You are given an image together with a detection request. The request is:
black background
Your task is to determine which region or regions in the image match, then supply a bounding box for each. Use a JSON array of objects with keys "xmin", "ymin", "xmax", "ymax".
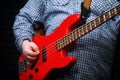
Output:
[
  {"xmin": 0, "ymin": 0, "xmax": 120, "ymax": 80},
  {"xmin": 0, "ymin": 0, "xmax": 27, "ymax": 79}
]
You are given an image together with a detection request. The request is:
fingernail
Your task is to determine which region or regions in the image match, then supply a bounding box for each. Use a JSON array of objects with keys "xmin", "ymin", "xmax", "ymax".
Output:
[{"xmin": 37, "ymin": 51, "xmax": 40, "ymax": 54}]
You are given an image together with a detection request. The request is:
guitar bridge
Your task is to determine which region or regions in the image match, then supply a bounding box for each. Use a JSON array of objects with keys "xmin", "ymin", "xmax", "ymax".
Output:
[{"xmin": 19, "ymin": 60, "xmax": 27, "ymax": 73}]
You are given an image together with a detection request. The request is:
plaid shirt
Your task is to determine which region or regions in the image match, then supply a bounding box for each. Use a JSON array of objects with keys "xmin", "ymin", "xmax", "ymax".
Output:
[{"xmin": 13, "ymin": 0, "xmax": 120, "ymax": 79}]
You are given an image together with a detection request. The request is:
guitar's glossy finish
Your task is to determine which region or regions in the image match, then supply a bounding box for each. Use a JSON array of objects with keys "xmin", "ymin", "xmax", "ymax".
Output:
[
  {"xmin": 19, "ymin": 14, "xmax": 82, "ymax": 80},
  {"xmin": 18, "ymin": 3, "xmax": 120, "ymax": 79}
]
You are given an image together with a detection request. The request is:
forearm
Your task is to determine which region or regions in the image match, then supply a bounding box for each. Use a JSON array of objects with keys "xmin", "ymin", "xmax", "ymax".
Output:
[
  {"xmin": 13, "ymin": 0, "xmax": 45, "ymax": 52},
  {"xmin": 13, "ymin": 14, "xmax": 34, "ymax": 52}
]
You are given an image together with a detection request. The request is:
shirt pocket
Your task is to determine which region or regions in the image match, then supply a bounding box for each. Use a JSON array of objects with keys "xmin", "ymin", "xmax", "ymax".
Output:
[{"xmin": 50, "ymin": 0, "xmax": 70, "ymax": 6}]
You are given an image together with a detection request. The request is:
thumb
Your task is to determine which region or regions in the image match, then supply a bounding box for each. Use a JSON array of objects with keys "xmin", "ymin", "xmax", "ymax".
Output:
[{"xmin": 30, "ymin": 42, "xmax": 40, "ymax": 55}]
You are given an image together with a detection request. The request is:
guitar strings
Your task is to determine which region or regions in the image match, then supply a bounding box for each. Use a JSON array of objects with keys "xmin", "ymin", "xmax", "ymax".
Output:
[
  {"xmin": 35, "ymin": 24, "xmax": 96, "ymax": 59},
  {"xmin": 37, "ymin": 4, "xmax": 120, "ymax": 59},
  {"xmin": 21, "ymin": 4, "xmax": 120, "ymax": 63},
  {"xmin": 20, "ymin": 4, "xmax": 120, "ymax": 71},
  {"xmin": 40, "ymin": 3, "xmax": 120, "ymax": 54}
]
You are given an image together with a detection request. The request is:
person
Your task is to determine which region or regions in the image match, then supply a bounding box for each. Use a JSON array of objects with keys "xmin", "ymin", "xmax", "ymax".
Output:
[{"xmin": 13, "ymin": 0, "xmax": 120, "ymax": 80}]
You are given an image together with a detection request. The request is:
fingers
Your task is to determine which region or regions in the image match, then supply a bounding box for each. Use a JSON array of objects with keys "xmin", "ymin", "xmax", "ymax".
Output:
[
  {"xmin": 25, "ymin": 46, "xmax": 39, "ymax": 57},
  {"xmin": 30, "ymin": 42, "xmax": 40, "ymax": 56},
  {"xmin": 22, "ymin": 40, "xmax": 40, "ymax": 65},
  {"xmin": 24, "ymin": 49, "xmax": 39, "ymax": 65},
  {"xmin": 25, "ymin": 55, "xmax": 38, "ymax": 66}
]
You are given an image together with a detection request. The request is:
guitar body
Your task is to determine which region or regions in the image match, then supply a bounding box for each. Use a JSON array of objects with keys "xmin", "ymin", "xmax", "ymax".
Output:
[
  {"xmin": 19, "ymin": 14, "xmax": 82, "ymax": 80},
  {"xmin": 18, "ymin": 3, "xmax": 120, "ymax": 79}
]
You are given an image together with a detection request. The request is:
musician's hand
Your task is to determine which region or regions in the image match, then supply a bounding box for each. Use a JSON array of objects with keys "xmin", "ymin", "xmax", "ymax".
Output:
[{"xmin": 22, "ymin": 39, "xmax": 40, "ymax": 65}]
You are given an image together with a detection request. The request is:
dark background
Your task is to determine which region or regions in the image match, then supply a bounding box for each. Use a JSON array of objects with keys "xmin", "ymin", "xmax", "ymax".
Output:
[
  {"xmin": 0, "ymin": 0, "xmax": 27, "ymax": 80},
  {"xmin": 0, "ymin": 0, "xmax": 120, "ymax": 80}
]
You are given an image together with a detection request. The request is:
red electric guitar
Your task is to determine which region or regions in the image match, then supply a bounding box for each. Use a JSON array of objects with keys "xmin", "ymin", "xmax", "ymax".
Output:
[{"xmin": 18, "ymin": 4, "xmax": 120, "ymax": 80}]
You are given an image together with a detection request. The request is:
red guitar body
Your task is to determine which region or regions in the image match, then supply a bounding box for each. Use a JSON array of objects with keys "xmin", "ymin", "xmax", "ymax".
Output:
[{"xmin": 19, "ymin": 14, "xmax": 82, "ymax": 80}]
